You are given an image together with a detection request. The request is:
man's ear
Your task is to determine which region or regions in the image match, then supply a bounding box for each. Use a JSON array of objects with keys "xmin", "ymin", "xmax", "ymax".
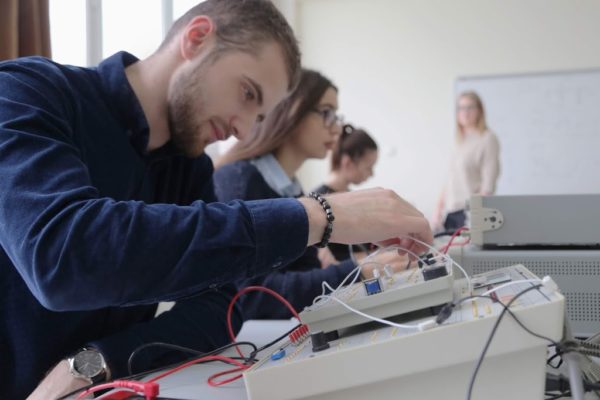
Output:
[{"xmin": 180, "ymin": 16, "xmax": 215, "ymax": 60}]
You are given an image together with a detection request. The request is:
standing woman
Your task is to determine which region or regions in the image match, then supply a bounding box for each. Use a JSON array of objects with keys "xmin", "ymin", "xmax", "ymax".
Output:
[
  {"xmin": 313, "ymin": 124, "xmax": 378, "ymax": 262},
  {"xmin": 433, "ymin": 91, "xmax": 501, "ymax": 232},
  {"xmin": 214, "ymin": 69, "xmax": 405, "ymax": 319}
]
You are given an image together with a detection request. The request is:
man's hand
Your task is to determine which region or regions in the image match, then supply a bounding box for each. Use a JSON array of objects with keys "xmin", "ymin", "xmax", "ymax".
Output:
[
  {"xmin": 300, "ymin": 188, "xmax": 433, "ymax": 259},
  {"xmin": 431, "ymin": 191, "xmax": 446, "ymax": 233},
  {"xmin": 317, "ymin": 247, "xmax": 339, "ymax": 268},
  {"xmin": 26, "ymin": 360, "xmax": 90, "ymax": 400},
  {"xmin": 359, "ymin": 248, "xmax": 411, "ymax": 279}
]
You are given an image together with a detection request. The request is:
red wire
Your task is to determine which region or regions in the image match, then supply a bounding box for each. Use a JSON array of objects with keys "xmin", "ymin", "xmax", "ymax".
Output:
[
  {"xmin": 78, "ymin": 356, "xmax": 248, "ymax": 398},
  {"xmin": 207, "ymin": 365, "xmax": 249, "ymax": 387},
  {"xmin": 76, "ymin": 380, "xmax": 159, "ymax": 400},
  {"xmin": 80, "ymin": 288, "xmax": 300, "ymax": 399},
  {"xmin": 441, "ymin": 226, "xmax": 469, "ymax": 254},
  {"xmin": 446, "ymin": 238, "xmax": 470, "ymax": 248},
  {"xmin": 147, "ymin": 354, "xmax": 246, "ymax": 383},
  {"xmin": 226, "ymin": 285, "xmax": 301, "ymax": 357}
]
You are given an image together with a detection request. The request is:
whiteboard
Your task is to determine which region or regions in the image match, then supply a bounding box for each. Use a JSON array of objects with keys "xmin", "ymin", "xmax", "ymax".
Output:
[{"xmin": 455, "ymin": 69, "xmax": 600, "ymax": 195}]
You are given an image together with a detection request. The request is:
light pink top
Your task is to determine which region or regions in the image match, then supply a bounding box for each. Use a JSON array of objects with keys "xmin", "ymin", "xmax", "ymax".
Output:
[{"xmin": 444, "ymin": 130, "xmax": 500, "ymax": 213}]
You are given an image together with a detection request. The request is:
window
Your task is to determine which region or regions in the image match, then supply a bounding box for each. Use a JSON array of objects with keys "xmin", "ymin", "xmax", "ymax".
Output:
[
  {"xmin": 102, "ymin": 0, "xmax": 163, "ymax": 60},
  {"xmin": 49, "ymin": 0, "xmax": 87, "ymax": 66},
  {"xmin": 50, "ymin": 0, "xmax": 205, "ymax": 66},
  {"xmin": 173, "ymin": 0, "xmax": 202, "ymax": 19}
]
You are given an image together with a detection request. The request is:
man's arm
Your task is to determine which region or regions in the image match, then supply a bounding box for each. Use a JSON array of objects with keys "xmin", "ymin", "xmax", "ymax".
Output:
[
  {"xmin": 88, "ymin": 285, "xmax": 244, "ymax": 377},
  {"xmin": 214, "ymin": 163, "xmax": 433, "ymax": 266},
  {"xmin": 1, "ymin": 67, "xmax": 431, "ymax": 312},
  {"xmin": 237, "ymin": 249, "xmax": 356, "ymax": 320},
  {"xmin": 27, "ymin": 285, "xmax": 243, "ymax": 400},
  {"xmin": 0, "ymin": 67, "xmax": 309, "ymax": 311},
  {"xmin": 300, "ymin": 188, "xmax": 433, "ymax": 257}
]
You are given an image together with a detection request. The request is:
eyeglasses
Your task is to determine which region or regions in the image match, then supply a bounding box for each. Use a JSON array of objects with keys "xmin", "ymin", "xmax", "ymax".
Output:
[
  {"xmin": 457, "ymin": 105, "xmax": 478, "ymax": 112},
  {"xmin": 310, "ymin": 108, "xmax": 344, "ymax": 128}
]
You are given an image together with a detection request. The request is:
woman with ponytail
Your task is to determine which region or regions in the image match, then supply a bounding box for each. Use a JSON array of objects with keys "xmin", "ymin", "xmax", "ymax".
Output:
[
  {"xmin": 313, "ymin": 124, "xmax": 378, "ymax": 194},
  {"xmin": 312, "ymin": 125, "xmax": 379, "ymax": 261}
]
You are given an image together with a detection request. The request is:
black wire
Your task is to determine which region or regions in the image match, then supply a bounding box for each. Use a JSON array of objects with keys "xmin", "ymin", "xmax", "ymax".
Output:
[
  {"xmin": 127, "ymin": 340, "xmax": 258, "ymax": 375},
  {"xmin": 248, "ymin": 323, "xmax": 301, "ymax": 361},
  {"xmin": 546, "ymin": 351, "xmax": 564, "ymax": 369},
  {"xmin": 585, "ymin": 381, "xmax": 600, "ymax": 390},
  {"xmin": 465, "ymin": 284, "xmax": 547, "ymax": 400},
  {"xmin": 545, "ymin": 392, "xmax": 571, "ymax": 400},
  {"xmin": 447, "ymin": 293, "xmax": 560, "ymax": 347},
  {"xmin": 448, "ymin": 293, "xmax": 563, "ymax": 372},
  {"xmin": 434, "ymin": 230, "xmax": 455, "ymax": 238}
]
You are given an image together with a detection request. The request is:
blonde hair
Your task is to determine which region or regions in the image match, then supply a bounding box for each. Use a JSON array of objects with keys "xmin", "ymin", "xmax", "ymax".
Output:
[{"xmin": 456, "ymin": 91, "xmax": 488, "ymax": 140}]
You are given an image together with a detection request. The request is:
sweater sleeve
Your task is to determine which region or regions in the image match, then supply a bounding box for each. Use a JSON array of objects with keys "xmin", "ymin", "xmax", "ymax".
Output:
[
  {"xmin": 238, "ymin": 257, "xmax": 357, "ymax": 320},
  {"xmin": 0, "ymin": 63, "xmax": 308, "ymax": 312},
  {"xmin": 480, "ymin": 131, "xmax": 501, "ymax": 194},
  {"xmin": 87, "ymin": 284, "xmax": 243, "ymax": 379},
  {"xmin": 214, "ymin": 161, "xmax": 358, "ymax": 319}
]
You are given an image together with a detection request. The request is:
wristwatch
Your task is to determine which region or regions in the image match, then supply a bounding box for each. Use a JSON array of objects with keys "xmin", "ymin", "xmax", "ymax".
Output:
[{"xmin": 67, "ymin": 347, "xmax": 109, "ymax": 384}]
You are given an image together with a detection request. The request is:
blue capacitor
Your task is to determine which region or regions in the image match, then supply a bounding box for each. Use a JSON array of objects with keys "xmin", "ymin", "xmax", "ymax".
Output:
[{"xmin": 271, "ymin": 348, "xmax": 286, "ymax": 360}]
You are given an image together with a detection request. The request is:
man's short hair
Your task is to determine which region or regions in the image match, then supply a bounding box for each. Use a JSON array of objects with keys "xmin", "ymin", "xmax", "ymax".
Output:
[{"xmin": 162, "ymin": 0, "xmax": 301, "ymax": 91}]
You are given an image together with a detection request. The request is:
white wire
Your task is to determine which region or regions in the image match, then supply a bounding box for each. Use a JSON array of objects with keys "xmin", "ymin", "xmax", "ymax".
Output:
[
  {"xmin": 313, "ymin": 293, "xmax": 431, "ymax": 331},
  {"xmin": 314, "ymin": 245, "xmax": 429, "ymax": 305},
  {"xmin": 450, "ymin": 260, "xmax": 471, "ymax": 295},
  {"xmin": 479, "ymin": 279, "xmax": 541, "ymax": 297},
  {"xmin": 314, "ymin": 260, "xmax": 388, "ymax": 306},
  {"xmin": 425, "ymin": 254, "xmax": 447, "ymax": 263},
  {"xmin": 314, "ymin": 264, "xmax": 361, "ymax": 306},
  {"xmin": 313, "ymin": 237, "xmax": 471, "ymax": 309},
  {"xmin": 404, "ymin": 235, "xmax": 473, "ymax": 295}
]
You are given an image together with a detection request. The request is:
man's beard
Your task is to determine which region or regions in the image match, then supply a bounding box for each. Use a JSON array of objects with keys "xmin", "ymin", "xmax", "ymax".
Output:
[{"xmin": 167, "ymin": 59, "xmax": 210, "ymax": 158}]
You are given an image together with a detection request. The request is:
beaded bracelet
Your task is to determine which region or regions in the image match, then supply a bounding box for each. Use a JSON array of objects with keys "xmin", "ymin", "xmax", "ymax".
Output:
[{"xmin": 308, "ymin": 192, "xmax": 335, "ymax": 248}]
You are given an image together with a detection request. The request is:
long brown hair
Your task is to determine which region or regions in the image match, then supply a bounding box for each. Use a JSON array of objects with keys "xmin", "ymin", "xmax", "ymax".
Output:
[
  {"xmin": 456, "ymin": 91, "xmax": 488, "ymax": 140},
  {"xmin": 331, "ymin": 124, "xmax": 378, "ymax": 170},
  {"xmin": 216, "ymin": 69, "xmax": 336, "ymax": 167}
]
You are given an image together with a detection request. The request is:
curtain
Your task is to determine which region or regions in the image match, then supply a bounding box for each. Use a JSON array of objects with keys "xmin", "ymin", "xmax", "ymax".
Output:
[{"xmin": 0, "ymin": 0, "xmax": 51, "ymax": 61}]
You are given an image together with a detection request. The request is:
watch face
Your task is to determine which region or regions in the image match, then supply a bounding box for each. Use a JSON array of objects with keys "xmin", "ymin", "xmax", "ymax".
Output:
[{"xmin": 74, "ymin": 349, "xmax": 104, "ymax": 378}]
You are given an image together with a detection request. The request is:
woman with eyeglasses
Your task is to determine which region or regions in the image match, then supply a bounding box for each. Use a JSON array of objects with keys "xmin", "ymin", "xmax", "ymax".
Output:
[
  {"xmin": 213, "ymin": 69, "xmax": 408, "ymax": 320},
  {"xmin": 432, "ymin": 91, "xmax": 501, "ymax": 233},
  {"xmin": 312, "ymin": 124, "xmax": 379, "ymax": 262}
]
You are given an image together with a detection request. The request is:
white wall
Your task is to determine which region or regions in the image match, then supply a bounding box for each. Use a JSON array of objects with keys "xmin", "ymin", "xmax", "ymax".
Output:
[{"xmin": 292, "ymin": 0, "xmax": 600, "ymax": 219}]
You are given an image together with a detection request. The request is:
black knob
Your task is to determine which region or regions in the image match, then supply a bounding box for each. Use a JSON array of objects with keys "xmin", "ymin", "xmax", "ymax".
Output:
[{"xmin": 311, "ymin": 331, "xmax": 330, "ymax": 352}]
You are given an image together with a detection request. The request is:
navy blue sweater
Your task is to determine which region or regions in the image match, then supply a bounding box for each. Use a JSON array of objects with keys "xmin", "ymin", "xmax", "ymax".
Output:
[
  {"xmin": 0, "ymin": 53, "xmax": 309, "ymax": 399},
  {"xmin": 214, "ymin": 160, "xmax": 356, "ymax": 320}
]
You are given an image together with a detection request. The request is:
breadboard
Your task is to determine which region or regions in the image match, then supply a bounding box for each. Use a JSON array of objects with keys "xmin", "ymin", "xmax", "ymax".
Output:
[
  {"xmin": 299, "ymin": 261, "xmax": 454, "ymax": 333},
  {"xmin": 245, "ymin": 265, "xmax": 565, "ymax": 400}
]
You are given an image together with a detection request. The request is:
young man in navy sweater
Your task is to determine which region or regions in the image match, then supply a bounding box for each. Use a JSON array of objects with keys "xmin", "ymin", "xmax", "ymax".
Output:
[{"xmin": 0, "ymin": 1, "xmax": 432, "ymax": 398}]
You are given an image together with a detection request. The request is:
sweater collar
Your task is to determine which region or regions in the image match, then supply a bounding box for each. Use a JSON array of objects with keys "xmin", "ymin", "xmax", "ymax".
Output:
[
  {"xmin": 96, "ymin": 51, "xmax": 181, "ymax": 160},
  {"xmin": 251, "ymin": 154, "xmax": 303, "ymax": 198}
]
